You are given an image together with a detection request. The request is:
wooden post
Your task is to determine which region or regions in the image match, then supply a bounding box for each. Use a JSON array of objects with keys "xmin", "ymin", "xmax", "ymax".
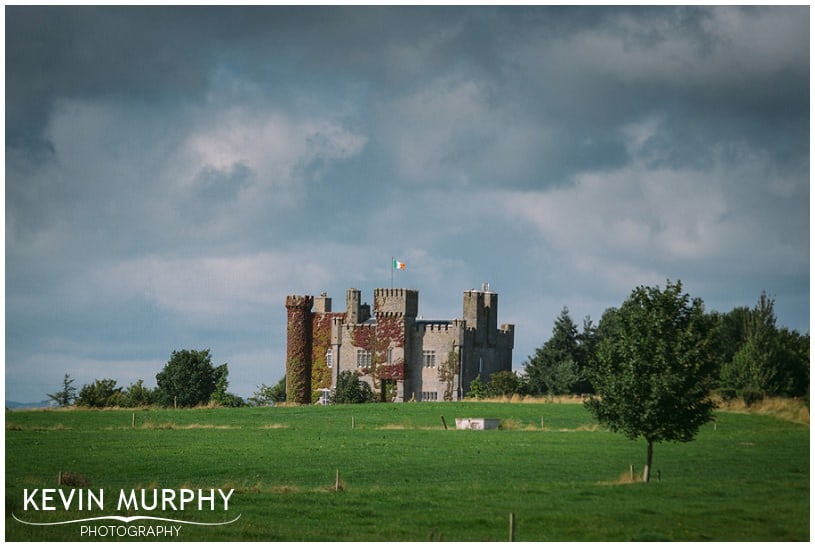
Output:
[
  {"xmin": 335, "ymin": 469, "xmax": 340, "ymax": 492},
  {"xmin": 630, "ymin": 464, "xmax": 634, "ymax": 482},
  {"xmin": 132, "ymin": 412, "xmax": 136, "ymax": 429},
  {"xmin": 351, "ymin": 416, "xmax": 355, "ymax": 429},
  {"xmin": 509, "ymin": 512, "xmax": 516, "ymax": 542},
  {"xmin": 58, "ymin": 471, "xmax": 62, "ymax": 486},
  {"xmin": 441, "ymin": 416, "xmax": 448, "ymax": 430},
  {"xmin": 540, "ymin": 416, "xmax": 544, "ymax": 429}
]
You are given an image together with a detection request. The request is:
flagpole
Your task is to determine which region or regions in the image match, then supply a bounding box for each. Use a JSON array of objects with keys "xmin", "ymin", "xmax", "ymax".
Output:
[{"xmin": 390, "ymin": 256, "xmax": 394, "ymax": 288}]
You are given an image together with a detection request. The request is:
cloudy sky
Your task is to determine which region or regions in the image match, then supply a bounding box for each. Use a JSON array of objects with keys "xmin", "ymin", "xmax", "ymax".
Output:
[{"xmin": 5, "ymin": 6, "xmax": 810, "ymax": 402}]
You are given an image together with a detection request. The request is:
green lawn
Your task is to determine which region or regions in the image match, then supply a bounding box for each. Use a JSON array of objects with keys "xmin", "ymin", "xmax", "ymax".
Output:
[{"xmin": 4, "ymin": 402, "xmax": 809, "ymax": 541}]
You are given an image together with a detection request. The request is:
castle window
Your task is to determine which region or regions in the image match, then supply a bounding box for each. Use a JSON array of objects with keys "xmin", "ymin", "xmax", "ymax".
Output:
[
  {"xmin": 423, "ymin": 350, "xmax": 436, "ymax": 368},
  {"xmin": 387, "ymin": 348, "xmax": 393, "ymax": 364},
  {"xmin": 325, "ymin": 348, "xmax": 333, "ymax": 368},
  {"xmin": 421, "ymin": 391, "xmax": 438, "ymax": 401},
  {"xmin": 356, "ymin": 350, "xmax": 371, "ymax": 368}
]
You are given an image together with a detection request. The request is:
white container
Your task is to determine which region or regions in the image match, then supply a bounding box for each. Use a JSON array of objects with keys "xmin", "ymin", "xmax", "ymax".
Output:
[{"xmin": 455, "ymin": 418, "xmax": 501, "ymax": 430}]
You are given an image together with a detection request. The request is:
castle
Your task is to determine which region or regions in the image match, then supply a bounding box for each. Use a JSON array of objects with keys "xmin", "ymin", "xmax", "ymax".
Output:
[{"xmin": 285, "ymin": 286, "xmax": 515, "ymax": 403}]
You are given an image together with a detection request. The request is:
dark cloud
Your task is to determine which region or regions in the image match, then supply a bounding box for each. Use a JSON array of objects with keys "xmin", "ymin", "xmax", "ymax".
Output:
[{"xmin": 8, "ymin": 6, "xmax": 808, "ymax": 184}]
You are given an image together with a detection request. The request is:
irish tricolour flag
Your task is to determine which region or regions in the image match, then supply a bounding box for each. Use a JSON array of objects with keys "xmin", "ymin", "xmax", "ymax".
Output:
[{"xmin": 393, "ymin": 259, "xmax": 406, "ymax": 270}]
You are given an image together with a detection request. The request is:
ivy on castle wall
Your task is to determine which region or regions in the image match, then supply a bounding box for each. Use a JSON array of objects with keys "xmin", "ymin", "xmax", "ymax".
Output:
[
  {"xmin": 351, "ymin": 314, "xmax": 406, "ymax": 389},
  {"xmin": 310, "ymin": 312, "xmax": 344, "ymax": 400},
  {"xmin": 438, "ymin": 343, "xmax": 460, "ymax": 401},
  {"xmin": 377, "ymin": 359, "xmax": 405, "ymax": 381},
  {"xmin": 285, "ymin": 297, "xmax": 312, "ymax": 405}
]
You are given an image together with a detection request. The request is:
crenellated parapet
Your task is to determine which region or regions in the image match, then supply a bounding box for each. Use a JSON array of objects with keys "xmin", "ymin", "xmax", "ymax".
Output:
[
  {"xmin": 414, "ymin": 321, "xmax": 458, "ymax": 333},
  {"xmin": 375, "ymin": 311, "xmax": 405, "ymax": 319},
  {"xmin": 286, "ymin": 295, "xmax": 314, "ymax": 311},
  {"xmin": 497, "ymin": 323, "xmax": 515, "ymax": 349},
  {"xmin": 374, "ymin": 288, "xmax": 418, "ymax": 317}
]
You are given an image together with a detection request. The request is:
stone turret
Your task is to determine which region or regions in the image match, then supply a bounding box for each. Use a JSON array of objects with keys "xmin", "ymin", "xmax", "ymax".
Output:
[
  {"xmin": 374, "ymin": 288, "xmax": 419, "ymax": 317},
  {"xmin": 463, "ymin": 286, "xmax": 498, "ymax": 345},
  {"xmin": 285, "ymin": 295, "xmax": 313, "ymax": 404}
]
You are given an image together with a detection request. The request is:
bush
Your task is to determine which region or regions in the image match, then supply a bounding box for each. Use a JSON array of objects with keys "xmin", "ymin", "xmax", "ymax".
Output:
[
  {"xmin": 466, "ymin": 374, "xmax": 488, "ymax": 399},
  {"xmin": 741, "ymin": 389, "xmax": 765, "ymax": 407},
  {"xmin": 77, "ymin": 379, "xmax": 124, "ymax": 408},
  {"xmin": 716, "ymin": 387, "xmax": 738, "ymax": 402},
  {"xmin": 249, "ymin": 377, "xmax": 286, "ymax": 406},
  {"xmin": 331, "ymin": 371, "xmax": 374, "ymax": 404}
]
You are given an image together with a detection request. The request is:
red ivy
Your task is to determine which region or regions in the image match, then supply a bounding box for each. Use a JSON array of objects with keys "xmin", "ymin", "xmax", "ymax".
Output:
[{"xmin": 377, "ymin": 360, "xmax": 405, "ymax": 381}]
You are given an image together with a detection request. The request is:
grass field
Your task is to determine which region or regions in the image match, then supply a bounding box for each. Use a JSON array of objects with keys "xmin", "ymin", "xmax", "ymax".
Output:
[{"xmin": 4, "ymin": 401, "xmax": 809, "ymax": 541}]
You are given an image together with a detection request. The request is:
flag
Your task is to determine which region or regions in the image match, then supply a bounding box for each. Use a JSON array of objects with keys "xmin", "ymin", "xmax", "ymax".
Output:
[{"xmin": 393, "ymin": 259, "xmax": 406, "ymax": 270}]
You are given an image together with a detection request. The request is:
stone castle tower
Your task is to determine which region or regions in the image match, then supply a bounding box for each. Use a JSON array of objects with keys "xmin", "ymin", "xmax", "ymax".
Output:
[
  {"xmin": 285, "ymin": 295, "xmax": 313, "ymax": 405},
  {"xmin": 284, "ymin": 286, "xmax": 514, "ymax": 403}
]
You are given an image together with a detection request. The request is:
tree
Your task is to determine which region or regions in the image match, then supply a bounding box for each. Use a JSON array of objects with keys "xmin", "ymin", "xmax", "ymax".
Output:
[
  {"xmin": 466, "ymin": 374, "xmax": 488, "ymax": 399},
  {"xmin": 719, "ymin": 291, "xmax": 808, "ymax": 402},
  {"xmin": 774, "ymin": 327, "xmax": 809, "ymax": 398},
  {"xmin": 487, "ymin": 370, "xmax": 524, "ymax": 397},
  {"xmin": 123, "ymin": 380, "xmax": 154, "ymax": 407},
  {"xmin": 331, "ymin": 370, "xmax": 374, "ymax": 404},
  {"xmin": 524, "ymin": 307, "xmax": 584, "ymax": 396},
  {"xmin": 154, "ymin": 349, "xmax": 224, "ymax": 408},
  {"xmin": 47, "ymin": 373, "xmax": 77, "ymax": 407},
  {"xmin": 209, "ymin": 363, "xmax": 246, "ymax": 407},
  {"xmin": 249, "ymin": 376, "xmax": 287, "ymax": 406},
  {"xmin": 707, "ymin": 307, "xmax": 750, "ymax": 376},
  {"xmin": 77, "ymin": 379, "xmax": 124, "ymax": 407},
  {"xmin": 585, "ymin": 280, "xmax": 717, "ymax": 483},
  {"xmin": 539, "ymin": 359, "xmax": 579, "ymax": 399},
  {"xmin": 575, "ymin": 316, "xmax": 599, "ymax": 394}
]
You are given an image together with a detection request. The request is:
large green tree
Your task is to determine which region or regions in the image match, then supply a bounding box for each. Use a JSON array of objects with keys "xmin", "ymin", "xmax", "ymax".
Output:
[
  {"xmin": 585, "ymin": 280, "xmax": 717, "ymax": 483},
  {"xmin": 524, "ymin": 307, "xmax": 584, "ymax": 396},
  {"xmin": 155, "ymin": 349, "xmax": 226, "ymax": 408},
  {"xmin": 719, "ymin": 291, "xmax": 809, "ymax": 400}
]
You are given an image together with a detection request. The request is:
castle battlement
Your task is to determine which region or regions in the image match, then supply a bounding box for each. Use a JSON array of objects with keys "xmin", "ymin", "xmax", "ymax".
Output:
[
  {"xmin": 414, "ymin": 321, "xmax": 459, "ymax": 333},
  {"xmin": 285, "ymin": 295, "xmax": 314, "ymax": 310},
  {"xmin": 374, "ymin": 288, "xmax": 416, "ymax": 298},
  {"xmin": 376, "ymin": 311, "xmax": 406, "ymax": 319},
  {"xmin": 374, "ymin": 288, "xmax": 419, "ymax": 317},
  {"xmin": 343, "ymin": 322, "xmax": 374, "ymax": 331}
]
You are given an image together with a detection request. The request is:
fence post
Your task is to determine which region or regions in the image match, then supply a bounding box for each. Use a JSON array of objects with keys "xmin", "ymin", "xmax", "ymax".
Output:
[
  {"xmin": 509, "ymin": 512, "xmax": 516, "ymax": 541},
  {"xmin": 441, "ymin": 416, "xmax": 448, "ymax": 430},
  {"xmin": 132, "ymin": 412, "xmax": 136, "ymax": 429}
]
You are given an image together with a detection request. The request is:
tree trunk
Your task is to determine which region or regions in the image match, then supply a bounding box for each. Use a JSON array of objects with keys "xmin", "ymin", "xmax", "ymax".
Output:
[{"xmin": 643, "ymin": 440, "xmax": 653, "ymax": 483}]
